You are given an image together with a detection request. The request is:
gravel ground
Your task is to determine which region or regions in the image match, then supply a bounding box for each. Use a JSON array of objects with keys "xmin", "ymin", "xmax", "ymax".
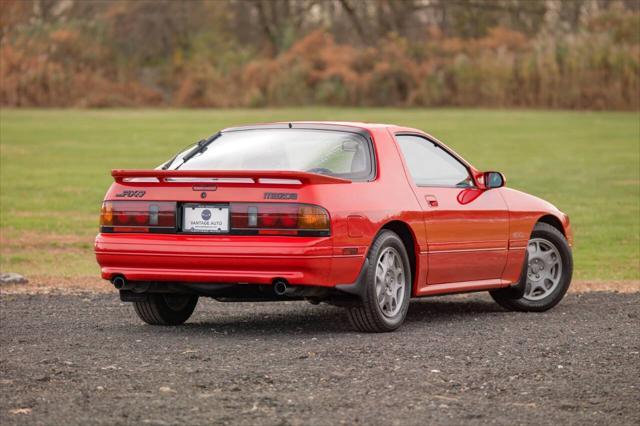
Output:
[{"xmin": 1, "ymin": 292, "xmax": 638, "ymax": 425}]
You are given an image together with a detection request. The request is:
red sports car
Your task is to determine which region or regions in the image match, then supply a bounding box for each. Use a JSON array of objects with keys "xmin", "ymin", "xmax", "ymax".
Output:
[{"xmin": 95, "ymin": 122, "xmax": 573, "ymax": 332}]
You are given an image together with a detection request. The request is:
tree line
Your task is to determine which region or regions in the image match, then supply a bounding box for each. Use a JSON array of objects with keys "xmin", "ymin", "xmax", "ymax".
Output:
[{"xmin": 1, "ymin": 0, "xmax": 638, "ymax": 109}]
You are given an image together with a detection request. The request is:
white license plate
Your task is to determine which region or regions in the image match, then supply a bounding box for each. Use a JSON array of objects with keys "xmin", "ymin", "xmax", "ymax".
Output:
[{"xmin": 183, "ymin": 205, "xmax": 229, "ymax": 233}]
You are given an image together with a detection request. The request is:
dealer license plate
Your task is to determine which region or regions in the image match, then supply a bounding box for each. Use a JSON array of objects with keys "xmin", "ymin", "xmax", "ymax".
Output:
[{"xmin": 182, "ymin": 205, "xmax": 229, "ymax": 233}]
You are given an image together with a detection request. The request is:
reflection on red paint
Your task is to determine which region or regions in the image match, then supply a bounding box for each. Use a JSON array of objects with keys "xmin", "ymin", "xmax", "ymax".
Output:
[{"xmin": 457, "ymin": 188, "xmax": 483, "ymax": 205}]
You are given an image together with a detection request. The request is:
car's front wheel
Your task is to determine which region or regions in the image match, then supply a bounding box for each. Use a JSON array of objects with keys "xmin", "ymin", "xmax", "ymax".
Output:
[
  {"xmin": 133, "ymin": 294, "xmax": 198, "ymax": 325},
  {"xmin": 490, "ymin": 222, "xmax": 573, "ymax": 312},
  {"xmin": 346, "ymin": 230, "xmax": 412, "ymax": 332}
]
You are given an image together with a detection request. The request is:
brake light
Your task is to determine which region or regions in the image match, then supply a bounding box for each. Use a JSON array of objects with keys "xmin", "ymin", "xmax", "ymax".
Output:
[
  {"xmin": 100, "ymin": 201, "xmax": 328, "ymax": 236},
  {"xmin": 230, "ymin": 203, "xmax": 330, "ymax": 236},
  {"xmin": 100, "ymin": 201, "xmax": 176, "ymax": 232}
]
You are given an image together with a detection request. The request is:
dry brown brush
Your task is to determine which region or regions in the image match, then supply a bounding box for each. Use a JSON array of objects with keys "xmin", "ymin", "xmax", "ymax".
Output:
[{"xmin": 1, "ymin": 9, "xmax": 638, "ymax": 109}]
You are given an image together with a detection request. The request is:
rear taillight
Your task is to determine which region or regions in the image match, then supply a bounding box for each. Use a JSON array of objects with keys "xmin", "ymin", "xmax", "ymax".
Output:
[
  {"xmin": 100, "ymin": 201, "xmax": 176, "ymax": 232},
  {"xmin": 100, "ymin": 201, "xmax": 329, "ymax": 236},
  {"xmin": 231, "ymin": 203, "xmax": 330, "ymax": 236}
]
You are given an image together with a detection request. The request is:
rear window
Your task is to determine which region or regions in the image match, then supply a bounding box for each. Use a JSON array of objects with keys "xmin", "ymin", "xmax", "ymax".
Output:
[{"xmin": 167, "ymin": 129, "xmax": 373, "ymax": 181}]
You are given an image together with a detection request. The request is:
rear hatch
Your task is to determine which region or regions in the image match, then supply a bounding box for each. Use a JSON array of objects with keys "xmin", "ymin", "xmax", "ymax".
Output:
[{"xmin": 100, "ymin": 124, "xmax": 374, "ymax": 237}]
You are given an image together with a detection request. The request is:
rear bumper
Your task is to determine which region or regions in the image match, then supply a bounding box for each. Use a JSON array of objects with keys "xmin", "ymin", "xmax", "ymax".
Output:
[{"xmin": 94, "ymin": 233, "xmax": 366, "ymax": 287}]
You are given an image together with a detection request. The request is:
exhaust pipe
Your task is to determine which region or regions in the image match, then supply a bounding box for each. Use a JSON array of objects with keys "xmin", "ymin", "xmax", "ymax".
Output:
[
  {"xmin": 273, "ymin": 279, "xmax": 288, "ymax": 296},
  {"xmin": 112, "ymin": 276, "xmax": 127, "ymax": 290},
  {"xmin": 111, "ymin": 276, "xmax": 150, "ymax": 293}
]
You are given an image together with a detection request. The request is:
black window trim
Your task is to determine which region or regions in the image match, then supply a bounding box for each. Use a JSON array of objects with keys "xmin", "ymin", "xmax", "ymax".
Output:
[{"xmin": 394, "ymin": 132, "xmax": 477, "ymax": 189}]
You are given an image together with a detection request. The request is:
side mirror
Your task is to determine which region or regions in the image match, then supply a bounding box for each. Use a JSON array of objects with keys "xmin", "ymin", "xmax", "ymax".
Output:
[{"xmin": 484, "ymin": 171, "xmax": 506, "ymax": 189}]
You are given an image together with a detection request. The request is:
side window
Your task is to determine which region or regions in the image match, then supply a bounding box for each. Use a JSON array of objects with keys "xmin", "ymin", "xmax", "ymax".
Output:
[{"xmin": 396, "ymin": 135, "xmax": 473, "ymax": 187}]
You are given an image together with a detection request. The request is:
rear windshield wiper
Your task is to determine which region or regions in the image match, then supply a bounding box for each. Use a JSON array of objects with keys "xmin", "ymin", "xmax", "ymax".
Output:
[{"xmin": 171, "ymin": 132, "xmax": 221, "ymax": 170}]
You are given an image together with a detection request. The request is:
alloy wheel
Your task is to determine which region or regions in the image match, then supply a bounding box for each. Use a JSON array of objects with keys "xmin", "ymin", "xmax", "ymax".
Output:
[
  {"xmin": 524, "ymin": 238, "xmax": 563, "ymax": 301},
  {"xmin": 375, "ymin": 247, "xmax": 406, "ymax": 317}
]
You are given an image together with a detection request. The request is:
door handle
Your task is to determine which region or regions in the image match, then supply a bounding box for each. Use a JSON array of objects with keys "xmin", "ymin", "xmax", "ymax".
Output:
[{"xmin": 425, "ymin": 195, "xmax": 438, "ymax": 207}]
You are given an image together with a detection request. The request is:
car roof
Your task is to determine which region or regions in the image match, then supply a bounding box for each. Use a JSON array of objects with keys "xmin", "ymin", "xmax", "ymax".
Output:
[
  {"xmin": 222, "ymin": 121, "xmax": 423, "ymax": 135},
  {"xmin": 220, "ymin": 121, "xmax": 473, "ymax": 171}
]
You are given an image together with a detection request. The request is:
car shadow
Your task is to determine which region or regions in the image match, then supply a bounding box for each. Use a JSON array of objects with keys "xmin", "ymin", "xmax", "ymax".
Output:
[
  {"xmin": 167, "ymin": 295, "xmax": 506, "ymax": 336},
  {"xmin": 406, "ymin": 296, "xmax": 505, "ymax": 322}
]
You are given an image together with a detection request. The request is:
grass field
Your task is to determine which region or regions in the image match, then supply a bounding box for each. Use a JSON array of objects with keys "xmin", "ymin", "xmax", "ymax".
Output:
[{"xmin": 0, "ymin": 109, "xmax": 638, "ymax": 282}]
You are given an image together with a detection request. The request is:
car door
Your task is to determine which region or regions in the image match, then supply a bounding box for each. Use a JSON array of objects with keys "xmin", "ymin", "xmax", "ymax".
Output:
[{"xmin": 395, "ymin": 134, "xmax": 509, "ymax": 284}]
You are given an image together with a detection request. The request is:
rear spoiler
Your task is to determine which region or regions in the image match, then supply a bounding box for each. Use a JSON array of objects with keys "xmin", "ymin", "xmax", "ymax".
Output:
[{"xmin": 111, "ymin": 169, "xmax": 351, "ymax": 185}]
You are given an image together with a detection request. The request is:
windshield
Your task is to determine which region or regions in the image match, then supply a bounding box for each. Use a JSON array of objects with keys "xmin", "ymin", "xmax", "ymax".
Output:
[{"xmin": 165, "ymin": 129, "xmax": 373, "ymax": 180}]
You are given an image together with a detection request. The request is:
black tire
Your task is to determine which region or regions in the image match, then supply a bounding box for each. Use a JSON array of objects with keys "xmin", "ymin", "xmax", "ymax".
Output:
[
  {"xmin": 490, "ymin": 222, "xmax": 573, "ymax": 312},
  {"xmin": 346, "ymin": 230, "xmax": 412, "ymax": 332},
  {"xmin": 133, "ymin": 294, "xmax": 198, "ymax": 325}
]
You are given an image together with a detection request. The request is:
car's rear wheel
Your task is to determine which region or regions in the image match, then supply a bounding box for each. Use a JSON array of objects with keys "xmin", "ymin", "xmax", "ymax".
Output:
[
  {"xmin": 490, "ymin": 222, "xmax": 572, "ymax": 312},
  {"xmin": 346, "ymin": 230, "xmax": 412, "ymax": 332},
  {"xmin": 133, "ymin": 294, "xmax": 198, "ymax": 325}
]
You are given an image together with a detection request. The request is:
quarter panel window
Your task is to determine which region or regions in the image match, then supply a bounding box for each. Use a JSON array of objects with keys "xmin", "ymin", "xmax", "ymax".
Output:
[{"xmin": 396, "ymin": 135, "xmax": 473, "ymax": 187}]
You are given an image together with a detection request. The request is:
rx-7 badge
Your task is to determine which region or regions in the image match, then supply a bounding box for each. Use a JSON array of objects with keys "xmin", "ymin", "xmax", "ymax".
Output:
[{"xmin": 115, "ymin": 190, "xmax": 146, "ymax": 198}]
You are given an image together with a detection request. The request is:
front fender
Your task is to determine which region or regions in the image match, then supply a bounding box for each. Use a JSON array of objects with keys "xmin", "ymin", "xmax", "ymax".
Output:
[{"xmin": 499, "ymin": 188, "xmax": 572, "ymax": 245}]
